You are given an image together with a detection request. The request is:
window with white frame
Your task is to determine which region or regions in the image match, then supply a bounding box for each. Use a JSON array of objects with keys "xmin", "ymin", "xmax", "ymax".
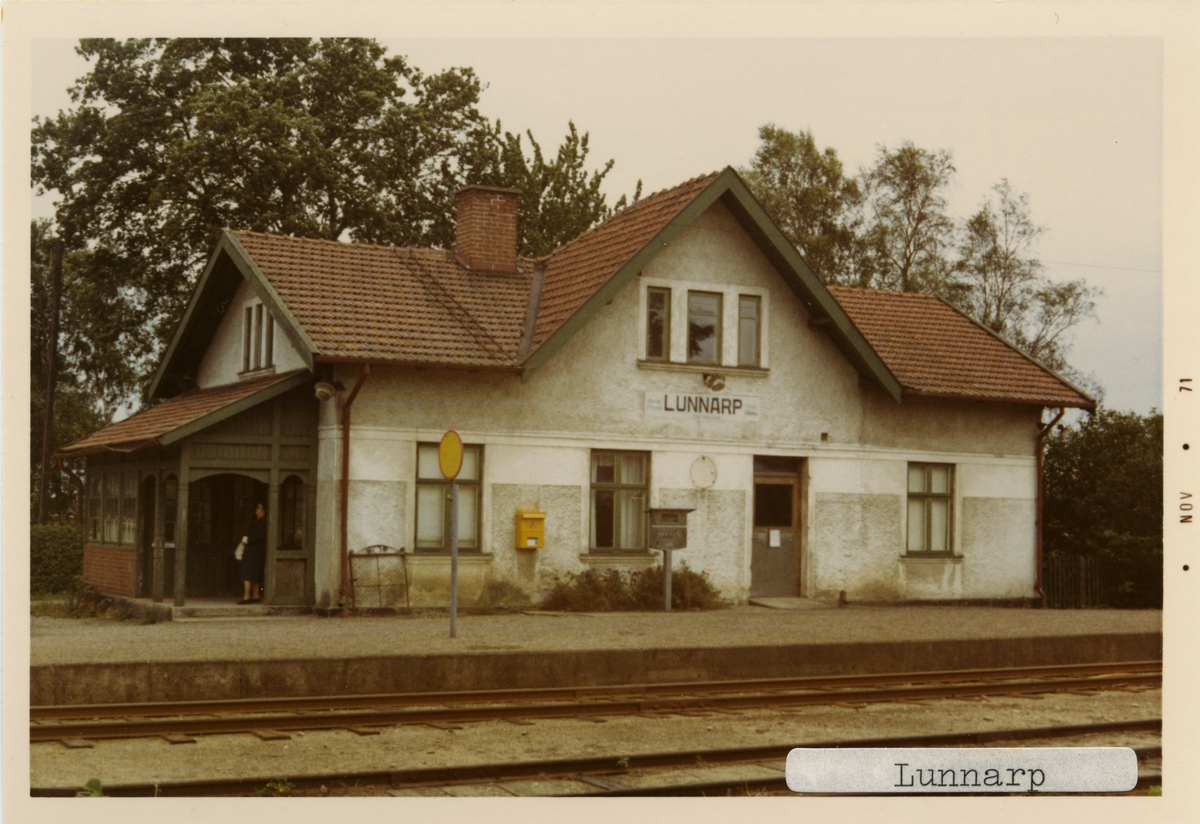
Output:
[
  {"xmin": 415, "ymin": 443, "xmax": 482, "ymax": 552},
  {"xmin": 906, "ymin": 463, "xmax": 954, "ymax": 554},
  {"xmin": 242, "ymin": 301, "xmax": 275, "ymax": 372},
  {"xmin": 590, "ymin": 451, "xmax": 648, "ymax": 552},
  {"xmin": 641, "ymin": 282, "xmax": 768, "ymax": 369}
]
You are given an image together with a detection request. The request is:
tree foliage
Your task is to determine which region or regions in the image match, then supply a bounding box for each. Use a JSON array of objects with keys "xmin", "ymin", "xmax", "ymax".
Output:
[
  {"xmin": 742, "ymin": 124, "xmax": 862, "ymax": 283},
  {"xmin": 743, "ymin": 126, "xmax": 1101, "ymax": 394},
  {"xmin": 1042, "ymin": 408, "xmax": 1162, "ymax": 608},
  {"xmin": 951, "ymin": 180, "xmax": 1100, "ymax": 392},
  {"xmin": 859, "ymin": 142, "xmax": 957, "ymax": 294},
  {"xmin": 31, "ymin": 220, "xmax": 111, "ymax": 523},
  {"xmin": 32, "ymin": 38, "xmax": 634, "ymax": 406}
]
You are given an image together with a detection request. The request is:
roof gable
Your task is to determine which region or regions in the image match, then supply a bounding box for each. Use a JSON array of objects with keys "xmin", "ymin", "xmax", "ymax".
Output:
[
  {"xmin": 149, "ymin": 231, "xmax": 317, "ymax": 399},
  {"xmin": 522, "ymin": 167, "xmax": 904, "ymax": 400}
]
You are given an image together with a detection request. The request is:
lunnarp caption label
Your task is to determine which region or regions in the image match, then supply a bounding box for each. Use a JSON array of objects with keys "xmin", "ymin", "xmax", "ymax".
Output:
[{"xmin": 785, "ymin": 747, "xmax": 1138, "ymax": 793}]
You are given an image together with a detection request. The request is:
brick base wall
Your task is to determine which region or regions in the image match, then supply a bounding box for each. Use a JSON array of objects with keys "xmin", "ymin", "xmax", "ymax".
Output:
[{"xmin": 83, "ymin": 544, "xmax": 136, "ymax": 597}]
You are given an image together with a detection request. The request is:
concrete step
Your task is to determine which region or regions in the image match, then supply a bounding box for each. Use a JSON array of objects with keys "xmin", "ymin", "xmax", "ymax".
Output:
[
  {"xmin": 748, "ymin": 597, "xmax": 837, "ymax": 610},
  {"xmin": 172, "ymin": 604, "xmax": 311, "ymax": 620}
]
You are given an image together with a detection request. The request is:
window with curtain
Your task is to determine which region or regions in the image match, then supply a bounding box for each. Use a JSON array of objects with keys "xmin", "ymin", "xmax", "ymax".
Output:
[
  {"xmin": 415, "ymin": 443, "xmax": 482, "ymax": 552},
  {"xmin": 121, "ymin": 472, "xmax": 138, "ymax": 544},
  {"xmin": 87, "ymin": 474, "xmax": 102, "ymax": 541},
  {"xmin": 590, "ymin": 451, "xmax": 649, "ymax": 552},
  {"xmin": 103, "ymin": 473, "xmax": 120, "ymax": 543},
  {"xmin": 907, "ymin": 463, "xmax": 954, "ymax": 554}
]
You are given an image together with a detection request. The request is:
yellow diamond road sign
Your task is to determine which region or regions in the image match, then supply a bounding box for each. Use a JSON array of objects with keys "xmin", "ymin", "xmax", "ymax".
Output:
[{"xmin": 438, "ymin": 430, "xmax": 464, "ymax": 480}]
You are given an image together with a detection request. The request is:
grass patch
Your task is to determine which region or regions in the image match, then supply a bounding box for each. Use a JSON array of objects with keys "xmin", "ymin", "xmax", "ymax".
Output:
[
  {"xmin": 540, "ymin": 564, "xmax": 726, "ymax": 612},
  {"xmin": 30, "ymin": 577, "xmax": 138, "ymax": 621},
  {"xmin": 474, "ymin": 577, "xmax": 532, "ymax": 612}
]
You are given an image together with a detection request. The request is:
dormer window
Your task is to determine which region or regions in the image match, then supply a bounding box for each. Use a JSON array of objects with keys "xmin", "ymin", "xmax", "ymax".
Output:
[
  {"xmin": 687, "ymin": 291, "xmax": 723, "ymax": 365},
  {"xmin": 242, "ymin": 300, "xmax": 275, "ymax": 373}
]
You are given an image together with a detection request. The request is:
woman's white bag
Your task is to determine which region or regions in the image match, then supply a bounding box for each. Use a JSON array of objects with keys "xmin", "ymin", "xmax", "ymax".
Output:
[{"xmin": 235, "ymin": 537, "xmax": 246, "ymax": 561}]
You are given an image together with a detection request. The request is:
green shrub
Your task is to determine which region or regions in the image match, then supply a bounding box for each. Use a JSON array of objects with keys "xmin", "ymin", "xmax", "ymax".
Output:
[
  {"xmin": 540, "ymin": 563, "xmax": 725, "ymax": 612},
  {"xmin": 30, "ymin": 524, "xmax": 84, "ymax": 595}
]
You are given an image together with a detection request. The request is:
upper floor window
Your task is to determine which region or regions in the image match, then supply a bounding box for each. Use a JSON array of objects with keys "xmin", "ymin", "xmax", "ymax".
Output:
[
  {"xmin": 687, "ymin": 291, "xmax": 722, "ymax": 365},
  {"xmin": 642, "ymin": 281, "xmax": 768, "ymax": 369},
  {"xmin": 646, "ymin": 287, "xmax": 671, "ymax": 361},
  {"xmin": 907, "ymin": 463, "xmax": 954, "ymax": 554},
  {"xmin": 415, "ymin": 443, "xmax": 482, "ymax": 552},
  {"xmin": 738, "ymin": 295, "xmax": 761, "ymax": 367},
  {"xmin": 242, "ymin": 301, "xmax": 275, "ymax": 372}
]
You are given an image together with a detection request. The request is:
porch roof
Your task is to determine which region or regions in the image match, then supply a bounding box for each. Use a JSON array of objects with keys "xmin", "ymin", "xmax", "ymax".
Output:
[{"xmin": 58, "ymin": 370, "xmax": 310, "ymax": 457}]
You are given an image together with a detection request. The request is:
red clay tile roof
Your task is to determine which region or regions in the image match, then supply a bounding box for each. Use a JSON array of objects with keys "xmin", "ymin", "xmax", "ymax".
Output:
[
  {"xmin": 828, "ymin": 287, "xmax": 1093, "ymax": 407},
  {"xmin": 231, "ymin": 232, "xmax": 533, "ymax": 367},
  {"xmin": 59, "ymin": 370, "xmax": 308, "ymax": 456},
  {"xmin": 532, "ymin": 172, "xmax": 721, "ymax": 348}
]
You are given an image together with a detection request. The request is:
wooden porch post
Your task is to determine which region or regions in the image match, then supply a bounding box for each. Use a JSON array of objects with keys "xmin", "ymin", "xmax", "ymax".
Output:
[
  {"xmin": 152, "ymin": 467, "xmax": 165, "ymax": 602},
  {"xmin": 173, "ymin": 443, "xmax": 190, "ymax": 607}
]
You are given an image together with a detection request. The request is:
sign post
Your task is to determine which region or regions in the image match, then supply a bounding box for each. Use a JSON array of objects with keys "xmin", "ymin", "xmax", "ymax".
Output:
[{"xmin": 438, "ymin": 430, "xmax": 464, "ymax": 638}]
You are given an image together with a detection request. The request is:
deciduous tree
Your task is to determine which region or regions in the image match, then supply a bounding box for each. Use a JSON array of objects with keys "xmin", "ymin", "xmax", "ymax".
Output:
[
  {"xmin": 1042, "ymin": 408, "xmax": 1162, "ymax": 608},
  {"xmin": 32, "ymin": 38, "xmax": 634, "ymax": 406},
  {"xmin": 741, "ymin": 124, "xmax": 863, "ymax": 283}
]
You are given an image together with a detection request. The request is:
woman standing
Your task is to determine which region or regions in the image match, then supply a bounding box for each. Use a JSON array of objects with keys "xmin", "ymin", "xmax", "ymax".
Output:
[{"xmin": 238, "ymin": 502, "xmax": 267, "ymax": 604}]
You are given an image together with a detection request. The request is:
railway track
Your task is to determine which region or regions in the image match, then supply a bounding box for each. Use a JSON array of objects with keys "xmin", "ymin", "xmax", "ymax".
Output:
[
  {"xmin": 31, "ymin": 660, "xmax": 1160, "ymax": 744},
  {"xmin": 30, "ymin": 719, "xmax": 1163, "ymax": 797}
]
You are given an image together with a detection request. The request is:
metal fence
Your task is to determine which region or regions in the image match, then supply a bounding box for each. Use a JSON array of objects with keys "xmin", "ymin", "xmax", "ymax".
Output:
[
  {"xmin": 349, "ymin": 546, "xmax": 409, "ymax": 610},
  {"xmin": 1044, "ymin": 554, "xmax": 1107, "ymax": 609}
]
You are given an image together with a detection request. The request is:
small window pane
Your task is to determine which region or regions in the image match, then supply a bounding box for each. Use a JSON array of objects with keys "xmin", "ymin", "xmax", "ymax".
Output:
[
  {"xmin": 593, "ymin": 453, "xmax": 615, "ymax": 484},
  {"xmin": 417, "ymin": 445, "xmax": 441, "ymax": 479},
  {"xmin": 457, "ymin": 486, "xmax": 478, "ymax": 545},
  {"xmin": 618, "ymin": 453, "xmax": 646, "ymax": 485},
  {"xmin": 687, "ymin": 291, "xmax": 722, "ymax": 364},
  {"xmin": 738, "ymin": 296, "xmax": 760, "ymax": 367},
  {"xmin": 253, "ymin": 304, "xmax": 264, "ymax": 368},
  {"xmin": 265, "ymin": 313, "xmax": 275, "ymax": 367},
  {"xmin": 907, "ymin": 499, "xmax": 926, "ymax": 551},
  {"xmin": 592, "ymin": 489, "xmax": 615, "ymax": 548},
  {"xmin": 459, "ymin": 446, "xmax": 480, "ymax": 481},
  {"xmin": 647, "ymin": 288, "xmax": 670, "ymax": 360},
  {"xmin": 754, "ymin": 483, "xmax": 793, "ymax": 528},
  {"xmin": 416, "ymin": 486, "xmax": 445, "ymax": 547},
  {"xmin": 616, "ymin": 489, "xmax": 645, "ymax": 549},
  {"xmin": 908, "ymin": 466, "xmax": 926, "ymax": 494},
  {"xmin": 243, "ymin": 307, "xmax": 253, "ymax": 371},
  {"xmin": 929, "ymin": 500, "xmax": 949, "ymax": 552},
  {"xmin": 930, "ymin": 466, "xmax": 950, "ymax": 495}
]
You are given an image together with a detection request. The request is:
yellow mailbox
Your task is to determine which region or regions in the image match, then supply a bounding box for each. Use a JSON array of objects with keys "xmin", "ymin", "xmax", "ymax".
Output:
[{"xmin": 516, "ymin": 510, "xmax": 546, "ymax": 550}]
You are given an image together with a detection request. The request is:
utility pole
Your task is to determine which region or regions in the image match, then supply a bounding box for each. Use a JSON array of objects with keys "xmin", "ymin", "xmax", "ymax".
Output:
[{"xmin": 38, "ymin": 239, "xmax": 63, "ymax": 525}]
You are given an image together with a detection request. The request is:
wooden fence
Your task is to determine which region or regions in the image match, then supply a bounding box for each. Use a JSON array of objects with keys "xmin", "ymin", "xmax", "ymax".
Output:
[{"xmin": 1043, "ymin": 554, "xmax": 1107, "ymax": 608}]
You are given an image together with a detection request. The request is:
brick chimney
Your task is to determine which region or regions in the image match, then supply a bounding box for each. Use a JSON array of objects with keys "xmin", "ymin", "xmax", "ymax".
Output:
[{"xmin": 455, "ymin": 185, "xmax": 521, "ymax": 273}]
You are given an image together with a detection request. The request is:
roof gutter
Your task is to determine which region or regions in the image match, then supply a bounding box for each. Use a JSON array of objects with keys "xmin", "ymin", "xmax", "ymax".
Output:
[
  {"xmin": 902, "ymin": 389, "xmax": 1095, "ymax": 410},
  {"xmin": 340, "ymin": 364, "xmax": 371, "ymax": 614},
  {"xmin": 1035, "ymin": 407, "xmax": 1066, "ymax": 608}
]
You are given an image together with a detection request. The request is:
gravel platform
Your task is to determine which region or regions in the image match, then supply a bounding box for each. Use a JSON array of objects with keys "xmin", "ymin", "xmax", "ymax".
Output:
[{"xmin": 30, "ymin": 605, "xmax": 1162, "ymax": 666}]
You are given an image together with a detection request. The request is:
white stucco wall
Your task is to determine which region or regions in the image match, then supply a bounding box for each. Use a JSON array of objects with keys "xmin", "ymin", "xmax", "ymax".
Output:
[
  {"xmin": 309, "ymin": 200, "xmax": 1041, "ymax": 607},
  {"xmin": 196, "ymin": 279, "xmax": 307, "ymax": 388}
]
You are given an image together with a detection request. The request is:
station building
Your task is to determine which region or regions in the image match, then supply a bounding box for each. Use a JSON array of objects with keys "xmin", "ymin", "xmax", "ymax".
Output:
[{"xmin": 59, "ymin": 168, "xmax": 1094, "ymax": 610}]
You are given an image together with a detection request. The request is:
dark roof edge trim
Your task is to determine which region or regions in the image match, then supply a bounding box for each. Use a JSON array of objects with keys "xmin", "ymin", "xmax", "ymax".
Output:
[{"xmin": 902, "ymin": 389, "xmax": 1096, "ymax": 410}]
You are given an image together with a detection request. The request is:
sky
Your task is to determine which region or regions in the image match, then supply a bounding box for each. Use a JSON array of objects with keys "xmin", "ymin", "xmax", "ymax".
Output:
[{"xmin": 30, "ymin": 36, "xmax": 1164, "ymax": 413}]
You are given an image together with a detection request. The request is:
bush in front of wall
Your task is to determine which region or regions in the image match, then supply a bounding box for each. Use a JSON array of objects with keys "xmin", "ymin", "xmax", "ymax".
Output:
[
  {"xmin": 30, "ymin": 523, "xmax": 84, "ymax": 595},
  {"xmin": 540, "ymin": 564, "xmax": 726, "ymax": 612}
]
